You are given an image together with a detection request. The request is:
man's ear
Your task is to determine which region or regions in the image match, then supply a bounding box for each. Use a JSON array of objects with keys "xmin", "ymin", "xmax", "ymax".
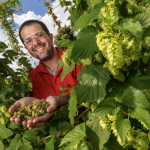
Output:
[{"xmin": 49, "ymin": 33, "xmax": 53, "ymax": 43}]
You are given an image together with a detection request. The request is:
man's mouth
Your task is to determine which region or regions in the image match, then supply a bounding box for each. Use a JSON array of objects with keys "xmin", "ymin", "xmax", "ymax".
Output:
[{"xmin": 34, "ymin": 44, "xmax": 46, "ymax": 53}]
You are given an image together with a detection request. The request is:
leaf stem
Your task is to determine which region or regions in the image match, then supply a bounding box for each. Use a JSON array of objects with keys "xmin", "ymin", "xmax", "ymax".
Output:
[
  {"xmin": 41, "ymin": 135, "xmax": 51, "ymax": 141},
  {"xmin": 75, "ymin": 108, "xmax": 90, "ymax": 121}
]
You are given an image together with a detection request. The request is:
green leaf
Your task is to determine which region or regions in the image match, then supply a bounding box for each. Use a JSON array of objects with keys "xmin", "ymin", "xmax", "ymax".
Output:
[
  {"xmin": 86, "ymin": 116, "xmax": 110, "ymax": 150},
  {"xmin": 0, "ymin": 48, "xmax": 5, "ymax": 52},
  {"xmin": 59, "ymin": 86, "xmax": 66, "ymax": 91},
  {"xmin": 45, "ymin": 137, "xmax": 54, "ymax": 150},
  {"xmin": 58, "ymin": 121, "xmax": 74, "ymax": 132},
  {"xmin": 0, "ymin": 41, "xmax": 8, "ymax": 49},
  {"xmin": 75, "ymin": 63, "xmax": 110, "ymax": 103},
  {"xmin": 70, "ymin": 26, "xmax": 99, "ymax": 59},
  {"xmin": 23, "ymin": 131, "xmax": 39, "ymax": 146},
  {"xmin": 4, "ymin": 84, "xmax": 12, "ymax": 93},
  {"xmin": 19, "ymin": 57, "xmax": 28, "ymax": 65},
  {"xmin": 7, "ymin": 134, "xmax": 21, "ymax": 150},
  {"xmin": 5, "ymin": 50, "xmax": 18, "ymax": 57},
  {"xmin": 0, "ymin": 140, "xmax": 4, "ymax": 150},
  {"xmin": 68, "ymin": 89, "xmax": 78, "ymax": 125},
  {"xmin": 61, "ymin": 61, "xmax": 75, "ymax": 81},
  {"xmin": 0, "ymin": 58, "xmax": 11, "ymax": 64},
  {"xmin": 142, "ymin": 56, "xmax": 149, "ymax": 64},
  {"xmin": 63, "ymin": 141, "xmax": 78, "ymax": 150},
  {"xmin": 14, "ymin": 82, "xmax": 25, "ymax": 93},
  {"xmin": 143, "ymin": 52, "xmax": 150, "ymax": 57},
  {"xmin": 129, "ymin": 108, "xmax": 150, "ymax": 130},
  {"xmin": 115, "ymin": 116, "xmax": 130, "ymax": 143},
  {"xmin": 50, "ymin": 127, "xmax": 60, "ymax": 139},
  {"xmin": 114, "ymin": 18, "xmax": 142, "ymax": 43},
  {"xmin": 88, "ymin": 3, "xmax": 106, "ymax": 23},
  {"xmin": 56, "ymin": 39, "xmax": 72, "ymax": 48},
  {"xmin": 107, "ymin": 69, "xmax": 150, "ymax": 103},
  {"xmin": 58, "ymin": 59, "xmax": 64, "ymax": 71},
  {"xmin": 19, "ymin": 138, "xmax": 33, "ymax": 150},
  {"xmin": 7, "ymin": 122, "xmax": 20, "ymax": 129},
  {"xmin": 104, "ymin": 134, "xmax": 128, "ymax": 150},
  {"xmin": 140, "ymin": 8, "xmax": 150, "ymax": 19},
  {"xmin": 0, "ymin": 94, "xmax": 5, "ymax": 102},
  {"xmin": 90, "ymin": 0, "xmax": 103, "ymax": 7},
  {"xmin": 121, "ymin": 86, "xmax": 150, "ymax": 108},
  {"xmin": 86, "ymin": 0, "xmax": 92, "ymax": 9},
  {"xmin": 72, "ymin": 11, "xmax": 89, "ymax": 31},
  {"xmin": 93, "ymin": 98, "xmax": 120, "ymax": 117},
  {"xmin": 126, "ymin": 69, "xmax": 150, "ymax": 90},
  {"xmin": 0, "ymin": 126, "xmax": 13, "ymax": 140},
  {"xmin": 133, "ymin": 13, "xmax": 150, "ymax": 28},
  {"xmin": 59, "ymin": 123, "xmax": 86, "ymax": 146}
]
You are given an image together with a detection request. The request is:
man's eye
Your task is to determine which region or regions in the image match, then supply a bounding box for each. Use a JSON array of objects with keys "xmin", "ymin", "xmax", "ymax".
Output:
[
  {"xmin": 37, "ymin": 33, "xmax": 43, "ymax": 38},
  {"xmin": 26, "ymin": 39, "xmax": 32, "ymax": 43}
]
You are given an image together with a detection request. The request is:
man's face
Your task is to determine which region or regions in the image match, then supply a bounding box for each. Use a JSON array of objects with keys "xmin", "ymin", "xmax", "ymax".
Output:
[{"xmin": 21, "ymin": 23, "xmax": 54, "ymax": 61}]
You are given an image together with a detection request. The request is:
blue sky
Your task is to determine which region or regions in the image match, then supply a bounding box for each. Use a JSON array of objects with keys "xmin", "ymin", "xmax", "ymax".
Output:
[
  {"xmin": 17, "ymin": 0, "xmax": 47, "ymax": 15},
  {"xmin": 0, "ymin": 0, "xmax": 47, "ymax": 15}
]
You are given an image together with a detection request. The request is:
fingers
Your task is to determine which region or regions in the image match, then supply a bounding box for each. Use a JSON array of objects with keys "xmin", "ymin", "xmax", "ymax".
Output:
[
  {"xmin": 10, "ymin": 117, "xmax": 22, "ymax": 125},
  {"xmin": 9, "ymin": 101, "xmax": 21, "ymax": 113},
  {"xmin": 33, "ymin": 112, "xmax": 55, "ymax": 123},
  {"xmin": 47, "ymin": 104, "xmax": 57, "ymax": 113},
  {"xmin": 46, "ymin": 96, "xmax": 58, "ymax": 113},
  {"xmin": 27, "ymin": 121, "xmax": 47, "ymax": 130}
]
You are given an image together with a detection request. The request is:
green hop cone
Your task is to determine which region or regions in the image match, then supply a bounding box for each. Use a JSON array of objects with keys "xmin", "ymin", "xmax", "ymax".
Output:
[
  {"xmin": 93, "ymin": 52, "xmax": 104, "ymax": 63},
  {"xmin": 27, "ymin": 82, "xmax": 33, "ymax": 89},
  {"xmin": 20, "ymin": 76, "xmax": 25, "ymax": 83},
  {"xmin": 4, "ymin": 78, "xmax": 10, "ymax": 85},
  {"xmin": 82, "ymin": 102, "xmax": 91, "ymax": 108},
  {"xmin": 90, "ymin": 102, "xmax": 97, "ymax": 112},
  {"xmin": 0, "ymin": 117, "xmax": 6, "ymax": 125},
  {"xmin": 4, "ymin": 111, "xmax": 12, "ymax": 118},
  {"xmin": 0, "ymin": 105, "xmax": 7, "ymax": 113}
]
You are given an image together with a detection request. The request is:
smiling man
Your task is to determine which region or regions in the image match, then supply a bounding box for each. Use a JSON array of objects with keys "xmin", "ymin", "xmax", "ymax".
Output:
[{"xmin": 9, "ymin": 20, "xmax": 82, "ymax": 130}]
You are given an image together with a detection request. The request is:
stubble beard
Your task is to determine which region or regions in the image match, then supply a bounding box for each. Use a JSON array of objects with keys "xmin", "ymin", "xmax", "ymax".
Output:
[{"xmin": 33, "ymin": 44, "xmax": 55, "ymax": 61}]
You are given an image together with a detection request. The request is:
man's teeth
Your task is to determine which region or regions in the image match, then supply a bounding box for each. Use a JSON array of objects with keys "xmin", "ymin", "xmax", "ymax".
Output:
[{"xmin": 36, "ymin": 47, "xmax": 44, "ymax": 51}]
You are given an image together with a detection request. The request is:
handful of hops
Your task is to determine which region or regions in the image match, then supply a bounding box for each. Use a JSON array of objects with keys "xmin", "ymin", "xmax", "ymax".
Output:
[{"xmin": 14, "ymin": 99, "xmax": 50, "ymax": 121}]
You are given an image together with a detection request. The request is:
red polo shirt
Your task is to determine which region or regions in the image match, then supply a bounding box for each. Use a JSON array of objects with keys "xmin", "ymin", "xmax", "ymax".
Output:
[{"xmin": 28, "ymin": 47, "xmax": 82, "ymax": 99}]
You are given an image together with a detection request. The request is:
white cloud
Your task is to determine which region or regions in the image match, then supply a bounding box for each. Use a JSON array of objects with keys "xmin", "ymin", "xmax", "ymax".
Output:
[
  {"xmin": 0, "ymin": 0, "xmax": 71, "ymax": 71},
  {"xmin": 0, "ymin": 29, "xmax": 9, "ymax": 45}
]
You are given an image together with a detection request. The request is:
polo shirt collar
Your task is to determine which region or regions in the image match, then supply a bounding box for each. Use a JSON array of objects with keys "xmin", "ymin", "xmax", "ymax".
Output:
[{"xmin": 38, "ymin": 47, "xmax": 63, "ymax": 74}]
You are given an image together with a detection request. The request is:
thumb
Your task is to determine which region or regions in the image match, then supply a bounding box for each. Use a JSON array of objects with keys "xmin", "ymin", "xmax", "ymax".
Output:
[
  {"xmin": 9, "ymin": 101, "xmax": 21, "ymax": 113},
  {"xmin": 47, "ymin": 103, "xmax": 57, "ymax": 114}
]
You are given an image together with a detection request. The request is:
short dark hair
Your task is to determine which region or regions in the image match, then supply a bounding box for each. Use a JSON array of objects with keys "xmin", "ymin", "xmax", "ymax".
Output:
[{"xmin": 19, "ymin": 20, "xmax": 50, "ymax": 45}]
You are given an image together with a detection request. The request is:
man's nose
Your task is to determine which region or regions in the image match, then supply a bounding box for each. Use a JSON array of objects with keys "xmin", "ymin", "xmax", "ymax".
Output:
[{"xmin": 32, "ymin": 37, "xmax": 39, "ymax": 46}]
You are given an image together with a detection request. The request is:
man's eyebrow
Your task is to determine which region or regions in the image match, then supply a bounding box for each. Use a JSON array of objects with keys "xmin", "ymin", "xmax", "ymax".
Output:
[{"xmin": 25, "ymin": 32, "xmax": 41, "ymax": 41}]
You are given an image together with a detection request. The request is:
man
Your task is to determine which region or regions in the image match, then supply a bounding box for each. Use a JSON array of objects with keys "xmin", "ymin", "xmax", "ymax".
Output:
[{"xmin": 9, "ymin": 20, "xmax": 82, "ymax": 130}]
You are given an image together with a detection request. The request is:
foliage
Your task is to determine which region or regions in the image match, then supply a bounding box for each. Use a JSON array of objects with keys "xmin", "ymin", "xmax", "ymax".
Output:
[{"xmin": 1, "ymin": 0, "xmax": 150, "ymax": 150}]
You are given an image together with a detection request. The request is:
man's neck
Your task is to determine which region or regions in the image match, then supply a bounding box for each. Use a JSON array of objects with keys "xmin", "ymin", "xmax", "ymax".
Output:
[{"xmin": 41, "ymin": 48, "xmax": 60, "ymax": 73}]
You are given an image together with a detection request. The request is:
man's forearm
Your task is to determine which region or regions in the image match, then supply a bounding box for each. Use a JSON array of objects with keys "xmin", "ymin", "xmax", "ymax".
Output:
[{"xmin": 54, "ymin": 95, "xmax": 69, "ymax": 107}]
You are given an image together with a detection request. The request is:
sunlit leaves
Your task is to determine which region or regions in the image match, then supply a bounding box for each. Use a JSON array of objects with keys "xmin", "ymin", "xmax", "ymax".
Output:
[{"xmin": 75, "ymin": 63, "xmax": 110, "ymax": 103}]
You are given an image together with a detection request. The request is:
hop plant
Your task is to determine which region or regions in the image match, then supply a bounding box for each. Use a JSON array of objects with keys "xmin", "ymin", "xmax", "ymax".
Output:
[
  {"xmin": 82, "ymin": 102, "xmax": 91, "ymax": 109},
  {"xmin": 142, "ymin": 36, "xmax": 150, "ymax": 50},
  {"xmin": 93, "ymin": 52, "xmax": 104, "ymax": 63},
  {"xmin": 79, "ymin": 58, "xmax": 92, "ymax": 66},
  {"xmin": 99, "ymin": 116, "xmax": 111, "ymax": 131},
  {"xmin": 61, "ymin": 49, "xmax": 72, "ymax": 66},
  {"xmin": 54, "ymin": 25, "xmax": 76, "ymax": 50},
  {"xmin": 14, "ymin": 99, "xmax": 49, "ymax": 121}
]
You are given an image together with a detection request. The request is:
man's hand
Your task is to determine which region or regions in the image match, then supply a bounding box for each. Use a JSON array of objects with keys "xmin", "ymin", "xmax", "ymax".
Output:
[
  {"xmin": 9, "ymin": 96, "xmax": 59, "ymax": 130},
  {"xmin": 26, "ymin": 96, "xmax": 59, "ymax": 130},
  {"xmin": 9, "ymin": 97, "xmax": 40, "ymax": 126}
]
